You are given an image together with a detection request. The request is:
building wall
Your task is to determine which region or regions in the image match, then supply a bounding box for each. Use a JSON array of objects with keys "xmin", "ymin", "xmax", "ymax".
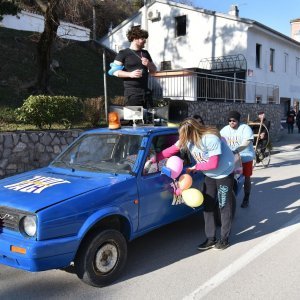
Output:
[
  {"xmin": 101, "ymin": 0, "xmax": 300, "ymax": 108},
  {"xmin": 103, "ymin": 1, "xmax": 249, "ymax": 70},
  {"xmin": 0, "ymin": 10, "xmax": 90, "ymax": 41},
  {"xmin": 247, "ymin": 27, "xmax": 300, "ymax": 106}
]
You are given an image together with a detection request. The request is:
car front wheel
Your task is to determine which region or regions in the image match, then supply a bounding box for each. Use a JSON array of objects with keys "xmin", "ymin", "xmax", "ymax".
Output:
[{"xmin": 75, "ymin": 229, "xmax": 127, "ymax": 287}]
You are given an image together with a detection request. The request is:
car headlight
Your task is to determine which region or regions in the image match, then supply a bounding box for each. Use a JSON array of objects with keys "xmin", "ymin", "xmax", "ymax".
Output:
[{"xmin": 20, "ymin": 215, "xmax": 37, "ymax": 237}]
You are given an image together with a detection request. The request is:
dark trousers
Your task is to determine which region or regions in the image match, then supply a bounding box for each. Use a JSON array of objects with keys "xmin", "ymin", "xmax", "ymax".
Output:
[
  {"xmin": 257, "ymin": 138, "xmax": 268, "ymax": 152},
  {"xmin": 124, "ymin": 88, "xmax": 153, "ymax": 108},
  {"xmin": 202, "ymin": 173, "xmax": 234, "ymax": 241},
  {"xmin": 287, "ymin": 123, "xmax": 294, "ymax": 133}
]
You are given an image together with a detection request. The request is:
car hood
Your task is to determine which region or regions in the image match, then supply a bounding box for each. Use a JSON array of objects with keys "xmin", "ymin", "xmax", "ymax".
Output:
[{"xmin": 0, "ymin": 167, "xmax": 132, "ymax": 213}]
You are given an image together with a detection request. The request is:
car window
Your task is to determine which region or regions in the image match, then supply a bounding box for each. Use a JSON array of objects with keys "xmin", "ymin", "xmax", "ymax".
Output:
[
  {"xmin": 51, "ymin": 133, "xmax": 142, "ymax": 174},
  {"xmin": 143, "ymin": 134, "xmax": 179, "ymax": 175}
]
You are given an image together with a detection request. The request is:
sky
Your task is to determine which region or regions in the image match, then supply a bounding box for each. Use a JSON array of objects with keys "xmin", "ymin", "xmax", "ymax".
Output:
[{"xmin": 192, "ymin": 0, "xmax": 299, "ymax": 37}]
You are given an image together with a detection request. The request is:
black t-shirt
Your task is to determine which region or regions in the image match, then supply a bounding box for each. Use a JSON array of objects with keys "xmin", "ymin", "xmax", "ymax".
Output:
[
  {"xmin": 115, "ymin": 48, "xmax": 153, "ymax": 90},
  {"xmin": 252, "ymin": 118, "xmax": 270, "ymax": 139}
]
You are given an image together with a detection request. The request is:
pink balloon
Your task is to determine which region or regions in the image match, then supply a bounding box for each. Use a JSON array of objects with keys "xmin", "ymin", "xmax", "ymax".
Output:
[
  {"xmin": 166, "ymin": 156, "xmax": 183, "ymax": 179},
  {"xmin": 175, "ymin": 188, "xmax": 182, "ymax": 196}
]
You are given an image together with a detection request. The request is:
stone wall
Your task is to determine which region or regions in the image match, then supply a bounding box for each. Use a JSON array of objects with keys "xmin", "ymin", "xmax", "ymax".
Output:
[
  {"xmin": 0, "ymin": 102, "xmax": 282, "ymax": 179},
  {"xmin": 0, "ymin": 130, "xmax": 83, "ymax": 179},
  {"xmin": 187, "ymin": 102, "xmax": 282, "ymax": 141}
]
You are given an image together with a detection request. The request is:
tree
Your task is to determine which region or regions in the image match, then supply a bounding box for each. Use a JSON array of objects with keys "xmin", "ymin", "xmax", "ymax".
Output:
[
  {"xmin": 35, "ymin": 0, "xmax": 60, "ymax": 94},
  {"xmin": 0, "ymin": 0, "xmax": 20, "ymax": 21},
  {"xmin": 24, "ymin": 0, "xmax": 141, "ymax": 94}
]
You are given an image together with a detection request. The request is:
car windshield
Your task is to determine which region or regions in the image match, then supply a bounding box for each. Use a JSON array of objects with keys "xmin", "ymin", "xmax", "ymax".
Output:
[{"xmin": 51, "ymin": 133, "xmax": 142, "ymax": 174}]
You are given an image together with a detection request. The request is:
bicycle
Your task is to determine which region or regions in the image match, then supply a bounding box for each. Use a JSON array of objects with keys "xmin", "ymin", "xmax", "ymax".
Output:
[
  {"xmin": 248, "ymin": 122, "xmax": 271, "ymax": 168},
  {"xmin": 253, "ymin": 141, "xmax": 271, "ymax": 167}
]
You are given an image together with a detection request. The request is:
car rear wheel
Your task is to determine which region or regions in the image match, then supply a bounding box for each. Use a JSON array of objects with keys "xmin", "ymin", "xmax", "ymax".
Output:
[{"xmin": 75, "ymin": 229, "xmax": 127, "ymax": 287}]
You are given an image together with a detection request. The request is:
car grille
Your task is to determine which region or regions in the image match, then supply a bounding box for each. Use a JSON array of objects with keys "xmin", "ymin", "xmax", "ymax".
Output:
[{"xmin": 0, "ymin": 207, "xmax": 21, "ymax": 231}]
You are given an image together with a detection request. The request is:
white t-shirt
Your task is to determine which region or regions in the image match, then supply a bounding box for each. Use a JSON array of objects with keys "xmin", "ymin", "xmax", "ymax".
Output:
[
  {"xmin": 220, "ymin": 123, "xmax": 255, "ymax": 163},
  {"xmin": 179, "ymin": 134, "xmax": 234, "ymax": 179}
]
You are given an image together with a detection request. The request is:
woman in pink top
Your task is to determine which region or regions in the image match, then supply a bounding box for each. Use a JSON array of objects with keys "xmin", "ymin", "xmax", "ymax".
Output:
[{"xmin": 152, "ymin": 118, "xmax": 235, "ymax": 251}]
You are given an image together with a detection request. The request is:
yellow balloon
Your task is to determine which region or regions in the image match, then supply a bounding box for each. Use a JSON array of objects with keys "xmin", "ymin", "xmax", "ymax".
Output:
[{"xmin": 182, "ymin": 188, "xmax": 204, "ymax": 208}]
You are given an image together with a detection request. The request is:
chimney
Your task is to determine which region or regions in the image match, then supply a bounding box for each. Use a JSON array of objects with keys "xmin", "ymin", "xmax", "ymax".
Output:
[
  {"xmin": 228, "ymin": 5, "xmax": 239, "ymax": 17},
  {"xmin": 290, "ymin": 18, "xmax": 300, "ymax": 42}
]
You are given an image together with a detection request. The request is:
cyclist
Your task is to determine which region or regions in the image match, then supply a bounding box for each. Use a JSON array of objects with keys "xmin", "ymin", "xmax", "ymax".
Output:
[{"xmin": 253, "ymin": 111, "xmax": 270, "ymax": 161}]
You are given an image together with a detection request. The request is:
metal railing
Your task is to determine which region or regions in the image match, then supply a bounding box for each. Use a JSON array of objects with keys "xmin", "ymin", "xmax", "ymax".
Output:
[{"xmin": 148, "ymin": 69, "xmax": 279, "ymax": 103}]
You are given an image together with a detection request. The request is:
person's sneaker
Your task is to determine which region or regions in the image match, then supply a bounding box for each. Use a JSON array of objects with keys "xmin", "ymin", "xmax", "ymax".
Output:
[
  {"xmin": 214, "ymin": 239, "xmax": 229, "ymax": 250},
  {"xmin": 241, "ymin": 199, "xmax": 249, "ymax": 208},
  {"xmin": 197, "ymin": 238, "xmax": 216, "ymax": 251}
]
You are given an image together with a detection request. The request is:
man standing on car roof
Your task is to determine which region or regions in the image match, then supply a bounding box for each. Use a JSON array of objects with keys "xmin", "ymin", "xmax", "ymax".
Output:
[{"xmin": 108, "ymin": 26, "xmax": 157, "ymax": 109}]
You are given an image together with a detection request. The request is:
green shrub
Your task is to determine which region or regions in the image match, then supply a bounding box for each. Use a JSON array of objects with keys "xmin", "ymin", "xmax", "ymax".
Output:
[
  {"xmin": 83, "ymin": 97, "xmax": 105, "ymax": 127},
  {"xmin": 16, "ymin": 95, "xmax": 83, "ymax": 129},
  {"xmin": 0, "ymin": 106, "xmax": 17, "ymax": 123}
]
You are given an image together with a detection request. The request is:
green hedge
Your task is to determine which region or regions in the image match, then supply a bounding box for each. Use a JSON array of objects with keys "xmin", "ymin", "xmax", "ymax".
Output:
[
  {"xmin": 16, "ymin": 95, "xmax": 83, "ymax": 129},
  {"xmin": 0, "ymin": 1, "xmax": 20, "ymax": 21}
]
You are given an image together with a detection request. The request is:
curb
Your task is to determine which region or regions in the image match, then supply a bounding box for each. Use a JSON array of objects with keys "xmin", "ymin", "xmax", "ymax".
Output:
[{"xmin": 271, "ymin": 145, "xmax": 300, "ymax": 154}]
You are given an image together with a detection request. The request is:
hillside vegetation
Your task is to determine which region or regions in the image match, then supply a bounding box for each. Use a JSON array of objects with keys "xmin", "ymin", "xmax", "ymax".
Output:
[{"xmin": 0, "ymin": 27, "xmax": 123, "ymax": 109}]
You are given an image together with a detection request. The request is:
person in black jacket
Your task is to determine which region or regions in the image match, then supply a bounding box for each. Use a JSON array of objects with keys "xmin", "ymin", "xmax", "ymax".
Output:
[
  {"xmin": 296, "ymin": 110, "xmax": 300, "ymax": 133},
  {"xmin": 286, "ymin": 107, "xmax": 296, "ymax": 134},
  {"xmin": 253, "ymin": 111, "xmax": 270, "ymax": 159}
]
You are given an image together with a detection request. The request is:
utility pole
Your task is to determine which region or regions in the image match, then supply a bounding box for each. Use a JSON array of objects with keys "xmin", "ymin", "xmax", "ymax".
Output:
[
  {"xmin": 92, "ymin": 0, "xmax": 104, "ymax": 40},
  {"xmin": 144, "ymin": 0, "xmax": 148, "ymax": 49},
  {"xmin": 92, "ymin": 4, "xmax": 96, "ymax": 40},
  {"xmin": 92, "ymin": 0, "xmax": 108, "ymax": 122}
]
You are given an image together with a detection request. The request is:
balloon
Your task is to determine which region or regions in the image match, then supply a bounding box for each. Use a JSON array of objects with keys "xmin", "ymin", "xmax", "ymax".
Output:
[
  {"xmin": 175, "ymin": 188, "xmax": 182, "ymax": 196},
  {"xmin": 178, "ymin": 174, "xmax": 193, "ymax": 191},
  {"xmin": 182, "ymin": 188, "xmax": 204, "ymax": 208},
  {"xmin": 166, "ymin": 156, "xmax": 183, "ymax": 179}
]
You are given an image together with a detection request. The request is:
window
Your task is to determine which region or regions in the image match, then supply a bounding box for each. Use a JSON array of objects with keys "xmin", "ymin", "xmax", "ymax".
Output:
[
  {"xmin": 296, "ymin": 57, "xmax": 300, "ymax": 76},
  {"xmin": 255, "ymin": 96, "xmax": 262, "ymax": 104},
  {"xmin": 161, "ymin": 61, "xmax": 172, "ymax": 70},
  {"xmin": 143, "ymin": 134, "xmax": 179, "ymax": 175},
  {"xmin": 268, "ymin": 97, "xmax": 275, "ymax": 104},
  {"xmin": 256, "ymin": 44, "xmax": 261, "ymax": 68},
  {"xmin": 175, "ymin": 15, "xmax": 186, "ymax": 37},
  {"xmin": 284, "ymin": 53, "xmax": 288, "ymax": 73},
  {"xmin": 270, "ymin": 48, "xmax": 275, "ymax": 71}
]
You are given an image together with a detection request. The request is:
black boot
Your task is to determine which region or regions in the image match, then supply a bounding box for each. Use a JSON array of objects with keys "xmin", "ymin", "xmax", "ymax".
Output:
[{"xmin": 241, "ymin": 194, "xmax": 249, "ymax": 208}]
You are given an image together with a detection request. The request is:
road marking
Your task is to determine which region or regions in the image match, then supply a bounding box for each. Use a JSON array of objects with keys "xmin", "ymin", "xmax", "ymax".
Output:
[
  {"xmin": 183, "ymin": 212, "xmax": 300, "ymax": 300},
  {"xmin": 236, "ymin": 225, "xmax": 255, "ymax": 235}
]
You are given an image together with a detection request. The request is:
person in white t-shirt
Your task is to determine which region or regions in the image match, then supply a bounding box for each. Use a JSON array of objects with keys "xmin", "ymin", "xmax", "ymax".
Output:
[{"xmin": 220, "ymin": 111, "xmax": 255, "ymax": 208}]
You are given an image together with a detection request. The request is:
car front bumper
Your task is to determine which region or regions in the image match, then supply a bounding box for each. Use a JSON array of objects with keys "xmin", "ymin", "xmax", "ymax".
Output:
[{"xmin": 0, "ymin": 232, "xmax": 79, "ymax": 272}]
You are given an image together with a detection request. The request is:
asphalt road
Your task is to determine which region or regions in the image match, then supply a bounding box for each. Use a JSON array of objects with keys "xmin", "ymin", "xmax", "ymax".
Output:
[{"xmin": 1, "ymin": 148, "xmax": 300, "ymax": 300}]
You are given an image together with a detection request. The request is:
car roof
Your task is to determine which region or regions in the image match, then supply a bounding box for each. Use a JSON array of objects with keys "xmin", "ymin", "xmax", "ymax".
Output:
[{"xmin": 82, "ymin": 126, "xmax": 179, "ymax": 136}]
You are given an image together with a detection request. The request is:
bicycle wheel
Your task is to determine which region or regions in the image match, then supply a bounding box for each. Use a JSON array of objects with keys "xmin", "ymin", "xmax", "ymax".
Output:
[{"xmin": 260, "ymin": 148, "xmax": 271, "ymax": 167}]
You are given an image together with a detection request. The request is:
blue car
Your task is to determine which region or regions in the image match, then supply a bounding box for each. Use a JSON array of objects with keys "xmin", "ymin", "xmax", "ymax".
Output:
[{"xmin": 0, "ymin": 126, "xmax": 243, "ymax": 287}]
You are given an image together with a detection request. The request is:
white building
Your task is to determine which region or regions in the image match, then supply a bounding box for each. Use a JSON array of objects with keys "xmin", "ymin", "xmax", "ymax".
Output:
[
  {"xmin": 1, "ymin": 10, "xmax": 90, "ymax": 41},
  {"xmin": 100, "ymin": 0, "xmax": 300, "ymax": 112}
]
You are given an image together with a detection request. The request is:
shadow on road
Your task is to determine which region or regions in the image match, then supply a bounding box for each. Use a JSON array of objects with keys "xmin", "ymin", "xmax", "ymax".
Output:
[
  {"xmin": 1, "ymin": 153, "xmax": 300, "ymax": 296},
  {"xmin": 232, "ymin": 155, "xmax": 300, "ymax": 246}
]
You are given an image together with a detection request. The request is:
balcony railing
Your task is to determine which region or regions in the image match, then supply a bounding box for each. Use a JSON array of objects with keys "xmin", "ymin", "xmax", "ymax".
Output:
[{"xmin": 149, "ymin": 69, "xmax": 279, "ymax": 104}]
